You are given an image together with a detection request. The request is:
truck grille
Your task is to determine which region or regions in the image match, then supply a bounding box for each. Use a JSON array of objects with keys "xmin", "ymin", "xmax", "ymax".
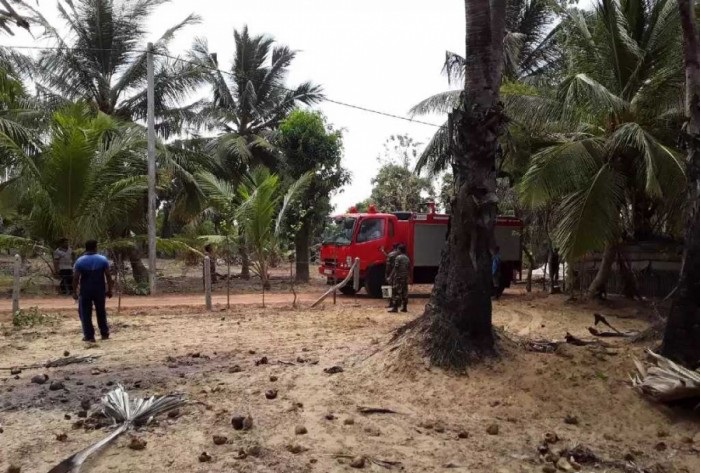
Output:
[{"xmin": 323, "ymin": 258, "xmax": 337, "ymax": 267}]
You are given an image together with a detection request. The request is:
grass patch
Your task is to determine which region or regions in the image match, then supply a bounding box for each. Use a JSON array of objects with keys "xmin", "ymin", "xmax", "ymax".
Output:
[{"xmin": 12, "ymin": 306, "xmax": 60, "ymax": 328}]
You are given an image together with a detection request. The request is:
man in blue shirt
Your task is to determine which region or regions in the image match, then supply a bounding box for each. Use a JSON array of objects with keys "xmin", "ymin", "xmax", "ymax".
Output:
[{"xmin": 72, "ymin": 240, "xmax": 113, "ymax": 342}]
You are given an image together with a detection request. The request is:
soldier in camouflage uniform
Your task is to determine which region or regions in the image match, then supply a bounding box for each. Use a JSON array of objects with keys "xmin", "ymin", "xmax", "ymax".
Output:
[
  {"xmin": 388, "ymin": 244, "xmax": 410, "ymax": 313},
  {"xmin": 382, "ymin": 243, "xmax": 400, "ymax": 308}
]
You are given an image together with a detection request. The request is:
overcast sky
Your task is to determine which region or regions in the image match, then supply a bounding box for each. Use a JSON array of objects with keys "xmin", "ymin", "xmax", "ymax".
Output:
[{"xmin": 4, "ymin": 1, "xmax": 471, "ymax": 212}]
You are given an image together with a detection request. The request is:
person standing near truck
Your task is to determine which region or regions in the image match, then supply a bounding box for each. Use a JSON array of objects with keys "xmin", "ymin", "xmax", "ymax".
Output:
[
  {"xmin": 382, "ymin": 243, "xmax": 399, "ymax": 308},
  {"xmin": 388, "ymin": 244, "xmax": 410, "ymax": 313}
]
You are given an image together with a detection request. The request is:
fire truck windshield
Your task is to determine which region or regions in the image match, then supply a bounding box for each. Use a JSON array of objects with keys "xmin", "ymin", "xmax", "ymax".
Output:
[{"xmin": 322, "ymin": 217, "xmax": 357, "ymax": 245}]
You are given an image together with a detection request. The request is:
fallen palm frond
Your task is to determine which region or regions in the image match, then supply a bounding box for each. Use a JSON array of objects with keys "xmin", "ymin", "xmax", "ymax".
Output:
[
  {"xmin": 45, "ymin": 355, "xmax": 101, "ymax": 368},
  {"xmin": 48, "ymin": 385, "xmax": 185, "ymax": 473},
  {"xmin": 0, "ymin": 355, "xmax": 100, "ymax": 371},
  {"xmin": 631, "ymin": 349, "xmax": 700, "ymax": 403},
  {"xmin": 332, "ymin": 454, "xmax": 403, "ymax": 469},
  {"xmin": 589, "ymin": 313, "xmax": 639, "ymax": 337}
]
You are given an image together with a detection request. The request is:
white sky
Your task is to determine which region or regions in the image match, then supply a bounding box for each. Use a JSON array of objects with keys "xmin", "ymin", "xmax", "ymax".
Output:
[{"xmin": 3, "ymin": 0, "xmax": 466, "ymax": 211}]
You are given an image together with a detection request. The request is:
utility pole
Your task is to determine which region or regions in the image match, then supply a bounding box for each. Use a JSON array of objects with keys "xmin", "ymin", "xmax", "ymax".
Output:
[{"xmin": 146, "ymin": 42, "xmax": 157, "ymax": 295}]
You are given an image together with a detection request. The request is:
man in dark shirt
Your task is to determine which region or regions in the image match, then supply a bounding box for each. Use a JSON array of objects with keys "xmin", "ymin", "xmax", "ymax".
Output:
[{"xmin": 72, "ymin": 240, "xmax": 113, "ymax": 342}]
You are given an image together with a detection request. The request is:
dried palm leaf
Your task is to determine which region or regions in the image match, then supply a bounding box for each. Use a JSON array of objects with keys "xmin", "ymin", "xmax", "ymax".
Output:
[
  {"xmin": 631, "ymin": 349, "xmax": 699, "ymax": 403},
  {"xmin": 48, "ymin": 385, "xmax": 185, "ymax": 473}
]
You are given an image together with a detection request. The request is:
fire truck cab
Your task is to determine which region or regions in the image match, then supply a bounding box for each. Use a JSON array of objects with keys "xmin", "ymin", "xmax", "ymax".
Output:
[{"xmin": 318, "ymin": 204, "xmax": 523, "ymax": 298}]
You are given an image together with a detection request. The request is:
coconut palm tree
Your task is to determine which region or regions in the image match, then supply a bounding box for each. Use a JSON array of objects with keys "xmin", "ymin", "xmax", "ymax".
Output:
[
  {"xmin": 187, "ymin": 26, "xmax": 324, "ymax": 177},
  {"xmin": 661, "ymin": 0, "xmax": 699, "ymax": 367},
  {"xmin": 514, "ymin": 0, "xmax": 686, "ymax": 296},
  {"xmin": 0, "ymin": 103, "xmax": 148, "ymax": 246},
  {"xmin": 34, "ymin": 0, "xmax": 204, "ymax": 137},
  {"xmin": 186, "ymin": 26, "xmax": 323, "ymax": 278},
  {"xmin": 196, "ymin": 166, "xmax": 311, "ymax": 305}
]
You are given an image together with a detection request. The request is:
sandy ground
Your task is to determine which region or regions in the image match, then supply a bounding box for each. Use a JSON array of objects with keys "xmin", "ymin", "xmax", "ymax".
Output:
[{"xmin": 0, "ymin": 289, "xmax": 698, "ymax": 473}]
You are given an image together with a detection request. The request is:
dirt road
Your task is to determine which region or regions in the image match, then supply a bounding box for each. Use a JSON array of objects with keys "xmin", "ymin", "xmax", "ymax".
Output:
[{"xmin": 0, "ymin": 291, "xmax": 359, "ymax": 312}]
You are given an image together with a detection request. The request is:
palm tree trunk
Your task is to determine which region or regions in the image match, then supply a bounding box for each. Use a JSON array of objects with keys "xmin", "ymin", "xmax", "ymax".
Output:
[
  {"xmin": 160, "ymin": 204, "xmax": 174, "ymax": 238},
  {"xmin": 661, "ymin": 0, "xmax": 699, "ymax": 368},
  {"xmin": 617, "ymin": 250, "xmax": 641, "ymax": 299},
  {"xmin": 239, "ymin": 246, "xmax": 250, "ymax": 280},
  {"xmin": 294, "ymin": 222, "xmax": 310, "ymax": 283},
  {"xmin": 129, "ymin": 255, "xmax": 149, "ymax": 286},
  {"xmin": 587, "ymin": 244, "xmax": 616, "ymax": 299},
  {"xmin": 524, "ymin": 248, "xmax": 535, "ymax": 292},
  {"xmin": 393, "ymin": 0, "xmax": 507, "ymax": 368}
]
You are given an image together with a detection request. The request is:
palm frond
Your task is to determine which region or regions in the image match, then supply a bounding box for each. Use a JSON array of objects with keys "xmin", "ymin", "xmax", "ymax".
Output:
[
  {"xmin": 409, "ymin": 90, "xmax": 461, "ymax": 117},
  {"xmin": 48, "ymin": 385, "xmax": 185, "ymax": 473},
  {"xmin": 553, "ymin": 164, "xmax": 626, "ymax": 259},
  {"xmin": 195, "ymin": 171, "xmax": 237, "ymax": 211},
  {"xmin": 609, "ymin": 122, "xmax": 685, "ymax": 198},
  {"xmin": 414, "ymin": 122, "xmax": 450, "ymax": 176},
  {"xmin": 519, "ymin": 137, "xmax": 606, "ymax": 208},
  {"xmin": 275, "ymin": 172, "xmax": 313, "ymax": 235}
]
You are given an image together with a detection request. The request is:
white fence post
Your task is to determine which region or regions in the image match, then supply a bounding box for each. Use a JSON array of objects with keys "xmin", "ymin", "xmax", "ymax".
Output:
[
  {"xmin": 12, "ymin": 254, "xmax": 20, "ymax": 313},
  {"xmin": 204, "ymin": 256, "xmax": 212, "ymax": 311}
]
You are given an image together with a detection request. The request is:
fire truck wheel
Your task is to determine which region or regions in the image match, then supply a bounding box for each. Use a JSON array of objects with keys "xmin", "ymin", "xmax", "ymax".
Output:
[
  {"xmin": 340, "ymin": 284, "xmax": 357, "ymax": 296},
  {"xmin": 364, "ymin": 266, "xmax": 385, "ymax": 298}
]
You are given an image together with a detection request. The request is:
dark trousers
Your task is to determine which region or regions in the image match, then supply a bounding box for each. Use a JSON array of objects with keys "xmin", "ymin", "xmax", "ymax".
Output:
[
  {"xmin": 58, "ymin": 269, "xmax": 73, "ymax": 294},
  {"xmin": 78, "ymin": 291, "xmax": 108, "ymax": 340}
]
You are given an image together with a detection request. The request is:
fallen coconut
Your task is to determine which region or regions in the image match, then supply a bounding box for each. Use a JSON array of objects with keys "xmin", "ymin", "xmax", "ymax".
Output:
[
  {"xmin": 350, "ymin": 456, "xmax": 366, "ymax": 468},
  {"xmin": 128, "ymin": 436, "xmax": 147, "ymax": 451},
  {"xmin": 31, "ymin": 374, "xmax": 48, "ymax": 385},
  {"xmin": 295, "ymin": 425, "xmax": 308, "ymax": 435}
]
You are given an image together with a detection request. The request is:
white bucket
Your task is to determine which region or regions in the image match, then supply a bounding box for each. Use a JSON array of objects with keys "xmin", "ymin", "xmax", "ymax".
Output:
[{"xmin": 381, "ymin": 285, "xmax": 392, "ymax": 299}]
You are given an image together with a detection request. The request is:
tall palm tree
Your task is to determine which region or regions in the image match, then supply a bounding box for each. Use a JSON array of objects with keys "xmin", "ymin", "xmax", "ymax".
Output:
[
  {"xmin": 35, "ymin": 0, "xmax": 204, "ymax": 137},
  {"xmin": 187, "ymin": 26, "xmax": 323, "ymax": 278},
  {"xmin": 514, "ymin": 0, "xmax": 685, "ymax": 296},
  {"xmin": 661, "ymin": 0, "xmax": 699, "ymax": 367},
  {"xmin": 187, "ymin": 26, "xmax": 324, "ymax": 177},
  {"xmin": 393, "ymin": 0, "xmax": 509, "ymax": 368}
]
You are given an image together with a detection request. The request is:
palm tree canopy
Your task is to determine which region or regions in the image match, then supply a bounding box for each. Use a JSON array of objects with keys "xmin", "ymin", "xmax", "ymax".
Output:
[
  {"xmin": 0, "ymin": 103, "xmax": 149, "ymax": 245},
  {"xmin": 187, "ymin": 26, "xmax": 324, "ymax": 175},
  {"xmin": 35, "ymin": 0, "xmax": 204, "ymax": 137},
  {"xmin": 515, "ymin": 0, "xmax": 686, "ymax": 258},
  {"xmin": 410, "ymin": 0, "xmax": 562, "ymax": 176}
]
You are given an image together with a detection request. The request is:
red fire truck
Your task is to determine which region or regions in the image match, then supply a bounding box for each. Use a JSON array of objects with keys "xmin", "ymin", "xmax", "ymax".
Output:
[{"xmin": 318, "ymin": 204, "xmax": 523, "ymax": 297}]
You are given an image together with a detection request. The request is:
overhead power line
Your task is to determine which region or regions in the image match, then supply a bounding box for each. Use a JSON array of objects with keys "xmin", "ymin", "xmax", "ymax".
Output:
[{"xmin": 0, "ymin": 44, "xmax": 444, "ymax": 128}]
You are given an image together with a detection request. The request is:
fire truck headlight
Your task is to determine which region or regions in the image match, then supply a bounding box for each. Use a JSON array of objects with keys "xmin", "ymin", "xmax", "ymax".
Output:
[{"xmin": 346, "ymin": 256, "xmax": 352, "ymax": 267}]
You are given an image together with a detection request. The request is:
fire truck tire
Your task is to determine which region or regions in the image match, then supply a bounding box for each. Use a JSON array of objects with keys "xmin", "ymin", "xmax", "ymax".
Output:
[
  {"xmin": 340, "ymin": 284, "xmax": 357, "ymax": 296},
  {"xmin": 500, "ymin": 263, "xmax": 513, "ymax": 288},
  {"xmin": 365, "ymin": 266, "xmax": 385, "ymax": 298}
]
